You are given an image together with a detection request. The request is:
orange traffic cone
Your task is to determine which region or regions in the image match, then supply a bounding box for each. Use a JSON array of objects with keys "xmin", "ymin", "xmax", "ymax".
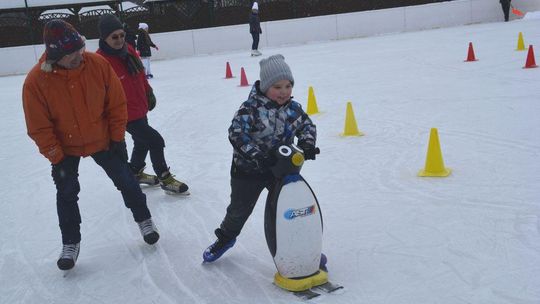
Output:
[
  {"xmin": 523, "ymin": 45, "xmax": 538, "ymax": 69},
  {"xmin": 511, "ymin": 5, "xmax": 524, "ymax": 17},
  {"xmin": 225, "ymin": 62, "xmax": 233, "ymax": 79},
  {"xmin": 464, "ymin": 42, "xmax": 478, "ymax": 62},
  {"xmin": 239, "ymin": 67, "xmax": 249, "ymax": 86}
]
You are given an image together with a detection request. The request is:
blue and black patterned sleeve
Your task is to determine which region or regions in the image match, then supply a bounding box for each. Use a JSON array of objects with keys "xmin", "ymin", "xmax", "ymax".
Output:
[
  {"xmin": 228, "ymin": 101, "xmax": 265, "ymax": 161},
  {"xmin": 293, "ymin": 104, "xmax": 317, "ymax": 148}
]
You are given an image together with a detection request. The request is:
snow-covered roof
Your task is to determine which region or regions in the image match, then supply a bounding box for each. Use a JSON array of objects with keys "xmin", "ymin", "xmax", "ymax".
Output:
[
  {"xmin": 37, "ymin": 2, "xmax": 140, "ymax": 15},
  {"xmin": 0, "ymin": 0, "xmax": 117, "ymax": 10}
]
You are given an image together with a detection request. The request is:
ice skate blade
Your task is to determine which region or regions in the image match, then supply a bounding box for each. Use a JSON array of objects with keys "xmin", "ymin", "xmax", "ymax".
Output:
[{"xmin": 164, "ymin": 190, "xmax": 190, "ymax": 196}]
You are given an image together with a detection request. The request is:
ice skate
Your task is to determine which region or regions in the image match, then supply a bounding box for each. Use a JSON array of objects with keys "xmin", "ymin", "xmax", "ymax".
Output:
[
  {"xmin": 137, "ymin": 218, "xmax": 159, "ymax": 245},
  {"xmin": 159, "ymin": 170, "xmax": 189, "ymax": 195},
  {"xmin": 202, "ymin": 237, "xmax": 236, "ymax": 262},
  {"xmin": 134, "ymin": 167, "xmax": 159, "ymax": 186},
  {"xmin": 57, "ymin": 243, "xmax": 80, "ymax": 270}
]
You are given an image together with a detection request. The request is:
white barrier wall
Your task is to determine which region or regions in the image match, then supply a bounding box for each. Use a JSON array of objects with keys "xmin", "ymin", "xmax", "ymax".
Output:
[{"xmin": 1, "ymin": 0, "xmax": 539, "ymax": 76}]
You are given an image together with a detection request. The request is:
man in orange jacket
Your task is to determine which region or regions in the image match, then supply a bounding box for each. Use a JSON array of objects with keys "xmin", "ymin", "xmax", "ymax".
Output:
[{"xmin": 22, "ymin": 20, "xmax": 159, "ymax": 271}]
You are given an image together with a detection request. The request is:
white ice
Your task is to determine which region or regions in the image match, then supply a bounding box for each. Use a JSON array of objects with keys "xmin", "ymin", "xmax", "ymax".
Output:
[{"xmin": 1, "ymin": 16, "xmax": 539, "ymax": 304}]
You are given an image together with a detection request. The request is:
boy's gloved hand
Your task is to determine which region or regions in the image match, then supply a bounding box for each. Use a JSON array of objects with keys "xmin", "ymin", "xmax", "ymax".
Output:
[
  {"xmin": 299, "ymin": 144, "xmax": 320, "ymax": 160},
  {"xmin": 109, "ymin": 140, "xmax": 128, "ymax": 162}
]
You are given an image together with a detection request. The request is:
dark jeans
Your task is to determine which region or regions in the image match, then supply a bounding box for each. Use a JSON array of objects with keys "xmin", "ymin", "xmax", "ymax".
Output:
[
  {"xmin": 126, "ymin": 117, "xmax": 168, "ymax": 177},
  {"xmin": 52, "ymin": 150, "xmax": 151, "ymax": 244},
  {"xmin": 218, "ymin": 177, "xmax": 273, "ymax": 240},
  {"xmin": 251, "ymin": 32, "xmax": 260, "ymax": 50},
  {"xmin": 500, "ymin": 0, "xmax": 511, "ymax": 21}
]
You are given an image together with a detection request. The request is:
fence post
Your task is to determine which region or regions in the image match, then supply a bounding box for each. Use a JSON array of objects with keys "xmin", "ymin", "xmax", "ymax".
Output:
[{"xmin": 208, "ymin": 0, "xmax": 215, "ymax": 26}]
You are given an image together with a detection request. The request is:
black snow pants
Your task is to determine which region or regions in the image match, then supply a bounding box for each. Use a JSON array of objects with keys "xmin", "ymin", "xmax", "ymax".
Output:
[{"xmin": 217, "ymin": 177, "xmax": 273, "ymax": 240}]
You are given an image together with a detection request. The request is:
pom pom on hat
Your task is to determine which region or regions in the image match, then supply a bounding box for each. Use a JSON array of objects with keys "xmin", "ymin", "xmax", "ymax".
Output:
[
  {"xmin": 98, "ymin": 14, "xmax": 123, "ymax": 39},
  {"xmin": 252, "ymin": 2, "xmax": 259, "ymax": 10},
  {"xmin": 259, "ymin": 54, "xmax": 294, "ymax": 93},
  {"xmin": 138, "ymin": 22, "xmax": 149, "ymax": 30},
  {"xmin": 42, "ymin": 19, "xmax": 85, "ymax": 64}
]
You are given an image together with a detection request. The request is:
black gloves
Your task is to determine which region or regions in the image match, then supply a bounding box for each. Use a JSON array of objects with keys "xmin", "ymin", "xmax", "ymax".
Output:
[
  {"xmin": 147, "ymin": 88, "xmax": 156, "ymax": 111},
  {"xmin": 109, "ymin": 140, "xmax": 128, "ymax": 162},
  {"xmin": 299, "ymin": 144, "xmax": 320, "ymax": 160}
]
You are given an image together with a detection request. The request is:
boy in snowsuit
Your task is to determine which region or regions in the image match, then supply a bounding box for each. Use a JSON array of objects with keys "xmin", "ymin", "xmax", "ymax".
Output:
[
  {"xmin": 97, "ymin": 14, "xmax": 189, "ymax": 195},
  {"xmin": 203, "ymin": 54, "xmax": 318, "ymax": 262}
]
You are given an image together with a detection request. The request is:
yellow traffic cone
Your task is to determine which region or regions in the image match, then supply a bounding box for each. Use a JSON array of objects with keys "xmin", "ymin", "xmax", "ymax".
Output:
[
  {"xmin": 418, "ymin": 128, "xmax": 451, "ymax": 177},
  {"xmin": 340, "ymin": 102, "xmax": 364, "ymax": 136},
  {"xmin": 306, "ymin": 86, "xmax": 319, "ymax": 115},
  {"xmin": 516, "ymin": 32, "xmax": 526, "ymax": 51}
]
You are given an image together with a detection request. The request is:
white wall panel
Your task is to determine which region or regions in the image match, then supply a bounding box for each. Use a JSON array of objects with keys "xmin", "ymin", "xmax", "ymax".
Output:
[
  {"xmin": 337, "ymin": 8, "xmax": 405, "ymax": 40},
  {"xmin": 192, "ymin": 24, "xmax": 253, "ymax": 55},
  {"xmin": 405, "ymin": 0, "xmax": 471, "ymax": 31},
  {"xmin": 264, "ymin": 15, "xmax": 337, "ymax": 47}
]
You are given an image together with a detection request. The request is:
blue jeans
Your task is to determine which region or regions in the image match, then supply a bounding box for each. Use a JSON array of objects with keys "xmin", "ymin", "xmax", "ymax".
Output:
[
  {"xmin": 52, "ymin": 150, "xmax": 151, "ymax": 244},
  {"xmin": 126, "ymin": 117, "xmax": 168, "ymax": 177}
]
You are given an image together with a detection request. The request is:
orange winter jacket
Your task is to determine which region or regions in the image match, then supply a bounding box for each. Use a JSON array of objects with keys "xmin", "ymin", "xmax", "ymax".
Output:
[{"xmin": 22, "ymin": 52, "xmax": 128, "ymax": 164}]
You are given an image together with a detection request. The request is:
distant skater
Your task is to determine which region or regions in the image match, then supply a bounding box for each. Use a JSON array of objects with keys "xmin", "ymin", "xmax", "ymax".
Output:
[
  {"xmin": 500, "ymin": 0, "xmax": 511, "ymax": 22},
  {"xmin": 136, "ymin": 22, "xmax": 158, "ymax": 78},
  {"xmin": 249, "ymin": 2, "xmax": 262, "ymax": 56}
]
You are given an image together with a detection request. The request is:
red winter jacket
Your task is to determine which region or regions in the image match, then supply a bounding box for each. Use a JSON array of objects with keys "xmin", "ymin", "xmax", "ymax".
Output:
[{"xmin": 97, "ymin": 44, "xmax": 150, "ymax": 122}]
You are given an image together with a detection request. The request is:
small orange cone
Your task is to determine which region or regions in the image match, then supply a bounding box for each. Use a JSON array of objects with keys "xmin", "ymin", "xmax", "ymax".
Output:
[
  {"xmin": 511, "ymin": 6, "xmax": 524, "ymax": 17},
  {"xmin": 464, "ymin": 42, "xmax": 478, "ymax": 62},
  {"xmin": 418, "ymin": 128, "xmax": 451, "ymax": 177},
  {"xmin": 523, "ymin": 45, "xmax": 538, "ymax": 69},
  {"xmin": 239, "ymin": 67, "xmax": 249, "ymax": 86},
  {"xmin": 225, "ymin": 62, "xmax": 233, "ymax": 78}
]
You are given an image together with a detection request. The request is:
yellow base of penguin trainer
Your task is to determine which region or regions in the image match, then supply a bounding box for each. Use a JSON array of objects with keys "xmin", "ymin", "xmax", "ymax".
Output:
[{"xmin": 274, "ymin": 271, "xmax": 328, "ymax": 292}]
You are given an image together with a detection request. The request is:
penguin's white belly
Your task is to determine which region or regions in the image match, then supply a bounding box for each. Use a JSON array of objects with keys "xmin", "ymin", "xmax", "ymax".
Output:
[{"xmin": 274, "ymin": 179, "xmax": 322, "ymax": 278}]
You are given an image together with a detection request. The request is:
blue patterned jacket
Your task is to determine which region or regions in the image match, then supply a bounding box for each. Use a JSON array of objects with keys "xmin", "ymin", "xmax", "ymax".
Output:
[{"xmin": 229, "ymin": 81, "xmax": 316, "ymax": 178}]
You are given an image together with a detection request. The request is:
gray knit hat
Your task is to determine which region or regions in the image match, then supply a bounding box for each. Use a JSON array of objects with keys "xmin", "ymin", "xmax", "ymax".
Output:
[
  {"xmin": 98, "ymin": 14, "xmax": 123, "ymax": 39},
  {"xmin": 259, "ymin": 54, "xmax": 294, "ymax": 93}
]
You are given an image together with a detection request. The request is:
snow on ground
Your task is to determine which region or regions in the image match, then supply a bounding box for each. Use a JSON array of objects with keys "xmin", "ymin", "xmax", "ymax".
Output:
[{"xmin": 1, "ymin": 16, "xmax": 539, "ymax": 304}]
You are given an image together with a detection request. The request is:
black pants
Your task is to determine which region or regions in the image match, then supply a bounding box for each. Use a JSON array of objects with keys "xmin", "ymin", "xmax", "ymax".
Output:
[
  {"xmin": 251, "ymin": 32, "xmax": 260, "ymax": 50},
  {"xmin": 126, "ymin": 117, "xmax": 168, "ymax": 177},
  {"xmin": 52, "ymin": 150, "xmax": 151, "ymax": 244},
  {"xmin": 218, "ymin": 177, "xmax": 273, "ymax": 240},
  {"xmin": 500, "ymin": 0, "xmax": 511, "ymax": 22}
]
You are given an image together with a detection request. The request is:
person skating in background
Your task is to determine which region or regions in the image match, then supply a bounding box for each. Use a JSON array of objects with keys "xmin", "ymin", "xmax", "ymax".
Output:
[
  {"xmin": 203, "ymin": 54, "xmax": 318, "ymax": 262},
  {"xmin": 136, "ymin": 22, "xmax": 158, "ymax": 79},
  {"xmin": 500, "ymin": 0, "xmax": 511, "ymax": 22},
  {"xmin": 22, "ymin": 20, "xmax": 159, "ymax": 271},
  {"xmin": 249, "ymin": 2, "xmax": 262, "ymax": 56},
  {"xmin": 97, "ymin": 14, "xmax": 189, "ymax": 195},
  {"xmin": 123, "ymin": 22, "xmax": 137, "ymax": 48}
]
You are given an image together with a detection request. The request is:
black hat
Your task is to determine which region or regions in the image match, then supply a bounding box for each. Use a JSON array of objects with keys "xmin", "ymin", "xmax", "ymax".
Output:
[{"xmin": 98, "ymin": 14, "xmax": 123, "ymax": 39}]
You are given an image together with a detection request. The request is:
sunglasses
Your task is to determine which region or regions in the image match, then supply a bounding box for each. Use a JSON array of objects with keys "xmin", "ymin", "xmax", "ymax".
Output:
[{"xmin": 111, "ymin": 32, "xmax": 125, "ymax": 40}]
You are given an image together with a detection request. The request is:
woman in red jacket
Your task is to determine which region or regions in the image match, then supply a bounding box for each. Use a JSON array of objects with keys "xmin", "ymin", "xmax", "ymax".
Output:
[{"xmin": 96, "ymin": 14, "xmax": 189, "ymax": 195}]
